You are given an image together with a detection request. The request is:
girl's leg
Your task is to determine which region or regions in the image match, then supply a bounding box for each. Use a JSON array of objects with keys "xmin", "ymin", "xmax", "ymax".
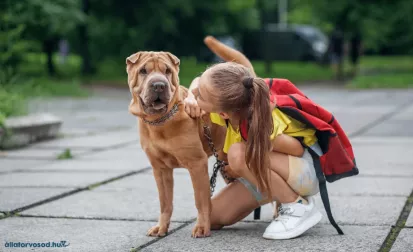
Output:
[
  {"xmin": 210, "ymin": 181, "xmax": 260, "ymax": 230},
  {"xmin": 222, "ymin": 142, "xmax": 322, "ymax": 240},
  {"xmin": 226, "ymin": 142, "xmax": 298, "ymax": 204},
  {"xmin": 210, "ymin": 142, "xmax": 298, "ymax": 229}
]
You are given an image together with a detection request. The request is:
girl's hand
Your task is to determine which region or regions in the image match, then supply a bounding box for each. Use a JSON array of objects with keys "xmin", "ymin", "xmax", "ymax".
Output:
[
  {"xmin": 184, "ymin": 94, "xmax": 205, "ymax": 118},
  {"xmin": 222, "ymin": 165, "xmax": 240, "ymax": 179},
  {"xmin": 184, "ymin": 77, "xmax": 205, "ymax": 118}
]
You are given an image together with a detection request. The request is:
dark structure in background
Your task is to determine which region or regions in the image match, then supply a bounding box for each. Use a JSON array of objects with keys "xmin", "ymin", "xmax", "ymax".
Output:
[
  {"xmin": 243, "ymin": 24, "xmax": 329, "ymax": 63},
  {"xmin": 199, "ymin": 24, "xmax": 330, "ymax": 66}
]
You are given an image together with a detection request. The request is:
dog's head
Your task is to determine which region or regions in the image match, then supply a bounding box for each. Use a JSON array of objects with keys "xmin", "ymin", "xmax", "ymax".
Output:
[{"xmin": 126, "ymin": 51, "xmax": 180, "ymax": 117}]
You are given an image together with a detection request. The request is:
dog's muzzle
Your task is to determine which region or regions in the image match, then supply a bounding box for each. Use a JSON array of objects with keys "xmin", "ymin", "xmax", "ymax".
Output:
[{"xmin": 151, "ymin": 81, "xmax": 166, "ymax": 93}]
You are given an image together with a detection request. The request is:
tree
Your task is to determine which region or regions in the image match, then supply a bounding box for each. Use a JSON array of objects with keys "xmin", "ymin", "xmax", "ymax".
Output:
[{"xmin": 7, "ymin": 0, "xmax": 85, "ymax": 76}]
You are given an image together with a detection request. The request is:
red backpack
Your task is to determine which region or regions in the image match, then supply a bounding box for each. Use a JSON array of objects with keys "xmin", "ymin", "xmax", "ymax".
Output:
[{"xmin": 240, "ymin": 78, "xmax": 359, "ymax": 235}]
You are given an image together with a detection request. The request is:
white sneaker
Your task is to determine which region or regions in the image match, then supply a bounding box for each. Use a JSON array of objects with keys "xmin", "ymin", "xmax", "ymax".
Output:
[{"xmin": 263, "ymin": 197, "xmax": 322, "ymax": 240}]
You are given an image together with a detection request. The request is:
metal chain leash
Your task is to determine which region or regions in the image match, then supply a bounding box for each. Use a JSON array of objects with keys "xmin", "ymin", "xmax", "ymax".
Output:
[
  {"xmin": 142, "ymin": 104, "xmax": 179, "ymax": 126},
  {"xmin": 202, "ymin": 124, "xmax": 236, "ymax": 197}
]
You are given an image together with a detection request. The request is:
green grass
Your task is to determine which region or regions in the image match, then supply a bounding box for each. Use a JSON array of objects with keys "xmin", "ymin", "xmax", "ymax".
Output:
[
  {"xmin": 57, "ymin": 148, "xmax": 74, "ymax": 160},
  {"xmin": 13, "ymin": 53, "xmax": 413, "ymax": 93},
  {"xmin": 347, "ymin": 73, "xmax": 413, "ymax": 89},
  {"xmin": 359, "ymin": 56, "xmax": 413, "ymax": 71},
  {"xmin": 11, "ymin": 77, "xmax": 89, "ymax": 97}
]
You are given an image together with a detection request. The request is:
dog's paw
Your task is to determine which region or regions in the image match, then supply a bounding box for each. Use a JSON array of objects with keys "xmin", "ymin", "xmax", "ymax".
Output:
[
  {"xmin": 146, "ymin": 225, "xmax": 168, "ymax": 237},
  {"xmin": 191, "ymin": 224, "xmax": 211, "ymax": 238}
]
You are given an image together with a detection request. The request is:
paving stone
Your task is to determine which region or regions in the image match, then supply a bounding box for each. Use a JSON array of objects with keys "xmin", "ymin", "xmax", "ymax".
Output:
[
  {"xmin": 0, "ymin": 159, "xmax": 51, "ymax": 173},
  {"xmin": 364, "ymin": 119, "xmax": 413, "ymax": 137},
  {"xmin": 21, "ymin": 157, "xmax": 150, "ymax": 173},
  {"xmin": 142, "ymin": 222, "xmax": 389, "ymax": 252},
  {"xmin": 391, "ymin": 229, "xmax": 413, "ymax": 252},
  {"xmin": 0, "ymin": 147, "xmax": 89, "ymax": 160},
  {"xmin": 351, "ymin": 136, "xmax": 413, "ymax": 145},
  {"xmin": 78, "ymin": 144, "xmax": 145, "ymax": 160},
  {"xmin": 333, "ymin": 110, "xmax": 393, "ymax": 136},
  {"xmin": 0, "ymin": 171, "xmax": 126, "ymax": 188},
  {"xmin": 243, "ymin": 195, "xmax": 406, "ymax": 226},
  {"xmin": 0, "ymin": 217, "xmax": 180, "ymax": 252},
  {"xmin": 352, "ymin": 143, "xmax": 413, "ymax": 177},
  {"xmin": 22, "ymin": 173, "xmax": 226, "ymax": 221},
  {"xmin": 392, "ymin": 104, "xmax": 413, "ymax": 120},
  {"xmin": 21, "ymin": 145, "xmax": 150, "ymax": 172},
  {"xmin": 327, "ymin": 176, "xmax": 413, "ymax": 197},
  {"xmin": 0, "ymin": 188, "xmax": 72, "ymax": 211},
  {"xmin": 30, "ymin": 130, "xmax": 138, "ymax": 149}
]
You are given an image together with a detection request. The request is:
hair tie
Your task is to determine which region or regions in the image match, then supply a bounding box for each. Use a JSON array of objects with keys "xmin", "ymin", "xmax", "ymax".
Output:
[{"xmin": 242, "ymin": 77, "xmax": 254, "ymax": 89}]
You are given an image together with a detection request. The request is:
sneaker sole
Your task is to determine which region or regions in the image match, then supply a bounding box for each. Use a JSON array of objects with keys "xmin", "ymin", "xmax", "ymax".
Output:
[{"xmin": 262, "ymin": 211, "xmax": 322, "ymax": 240}]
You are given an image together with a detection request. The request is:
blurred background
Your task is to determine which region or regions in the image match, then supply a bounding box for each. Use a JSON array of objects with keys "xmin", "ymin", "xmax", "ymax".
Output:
[{"xmin": 1, "ymin": 0, "xmax": 413, "ymax": 124}]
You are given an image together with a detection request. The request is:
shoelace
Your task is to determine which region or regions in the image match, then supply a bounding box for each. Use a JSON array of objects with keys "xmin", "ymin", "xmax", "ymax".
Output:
[{"xmin": 275, "ymin": 206, "xmax": 294, "ymax": 224}]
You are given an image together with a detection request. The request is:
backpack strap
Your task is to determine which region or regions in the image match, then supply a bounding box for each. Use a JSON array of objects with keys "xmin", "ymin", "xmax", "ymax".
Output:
[
  {"xmin": 307, "ymin": 147, "xmax": 344, "ymax": 235},
  {"xmin": 269, "ymin": 78, "xmax": 274, "ymax": 89},
  {"xmin": 239, "ymin": 119, "xmax": 249, "ymax": 141}
]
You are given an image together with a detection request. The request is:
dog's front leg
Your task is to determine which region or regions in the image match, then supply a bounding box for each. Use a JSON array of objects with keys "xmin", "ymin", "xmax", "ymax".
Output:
[
  {"xmin": 147, "ymin": 167, "xmax": 173, "ymax": 237},
  {"xmin": 188, "ymin": 158, "xmax": 211, "ymax": 238}
]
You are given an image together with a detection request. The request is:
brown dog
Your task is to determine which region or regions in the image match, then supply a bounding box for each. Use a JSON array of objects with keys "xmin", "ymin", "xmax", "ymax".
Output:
[{"xmin": 126, "ymin": 51, "xmax": 225, "ymax": 238}]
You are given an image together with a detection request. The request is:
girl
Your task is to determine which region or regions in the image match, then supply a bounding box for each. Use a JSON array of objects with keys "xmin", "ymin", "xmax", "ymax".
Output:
[{"xmin": 184, "ymin": 62, "xmax": 324, "ymax": 240}]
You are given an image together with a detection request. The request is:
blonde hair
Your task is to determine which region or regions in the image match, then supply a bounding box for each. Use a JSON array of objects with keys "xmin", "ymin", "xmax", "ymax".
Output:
[{"xmin": 206, "ymin": 62, "xmax": 273, "ymax": 198}]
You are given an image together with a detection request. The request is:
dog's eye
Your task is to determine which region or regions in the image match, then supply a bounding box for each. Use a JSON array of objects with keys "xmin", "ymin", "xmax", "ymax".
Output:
[
  {"xmin": 165, "ymin": 68, "xmax": 171, "ymax": 75},
  {"xmin": 139, "ymin": 68, "xmax": 147, "ymax": 75}
]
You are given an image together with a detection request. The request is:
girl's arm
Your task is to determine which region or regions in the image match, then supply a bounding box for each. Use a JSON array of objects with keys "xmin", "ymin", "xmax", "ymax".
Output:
[{"xmin": 271, "ymin": 134, "xmax": 304, "ymax": 157}]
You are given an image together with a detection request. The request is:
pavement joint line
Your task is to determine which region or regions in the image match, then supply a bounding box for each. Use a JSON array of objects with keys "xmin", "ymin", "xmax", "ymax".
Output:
[
  {"xmin": 349, "ymin": 98, "xmax": 413, "ymax": 138},
  {"xmin": 132, "ymin": 218, "xmax": 197, "ymax": 252},
  {"xmin": 16, "ymin": 214, "xmax": 191, "ymax": 223},
  {"xmin": 379, "ymin": 188, "xmax": 413, "ymax": 252},
  {"xmin": 0, "ymin": 167, "xmax": 152, "ymax": 221}
]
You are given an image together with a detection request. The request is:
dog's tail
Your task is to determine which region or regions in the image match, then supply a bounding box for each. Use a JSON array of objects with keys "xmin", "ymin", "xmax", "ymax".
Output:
[{"xmin": 203, "ymin": 36, "xmax": 256, "ymax": 77}]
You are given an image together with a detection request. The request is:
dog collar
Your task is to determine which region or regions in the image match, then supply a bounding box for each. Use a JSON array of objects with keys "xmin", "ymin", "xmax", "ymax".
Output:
[{"xmin": 142, "ymin": 103, "xmax": 179, "ymax": 126}]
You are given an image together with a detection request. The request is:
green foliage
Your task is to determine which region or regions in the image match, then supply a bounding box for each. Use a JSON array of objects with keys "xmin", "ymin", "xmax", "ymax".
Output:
[
  {"xmin": 289, "ymin": 0, "xmax": 413, "ymax": 54},
  {"xmin": 57, "ymin": 148, "xmax": 73, "ymax": 160},
  {"xmin": 0, "ymin": 87, "xmax": 27, "ymax": 125},
  {"xmin": 7, "ymin": 0, "xmax": 85, "ymax": 40},
  {"xmin": 9, "ymin": 78, "xmax": 89, "ymax": 98},
  {"xmin": 0, "ymin": 10, "xmax": 34, "ymax": 80}
]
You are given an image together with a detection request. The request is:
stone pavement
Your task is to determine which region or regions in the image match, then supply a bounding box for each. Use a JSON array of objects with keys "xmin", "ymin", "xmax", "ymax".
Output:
[{"xmin": 1, "ymin": 86, "xmax": 412, "ymax": 252}]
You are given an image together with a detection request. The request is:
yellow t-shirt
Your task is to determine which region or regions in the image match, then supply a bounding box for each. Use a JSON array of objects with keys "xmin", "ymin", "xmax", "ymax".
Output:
[{"xmin": 210, "ymin": 108, "xmax": 317, "ymax": 153}]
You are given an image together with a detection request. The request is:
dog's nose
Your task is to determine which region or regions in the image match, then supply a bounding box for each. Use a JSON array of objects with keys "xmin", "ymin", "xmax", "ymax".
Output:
[{"xmin": 152, "ymin": 82, "xmax": 166, "ymax": 93}]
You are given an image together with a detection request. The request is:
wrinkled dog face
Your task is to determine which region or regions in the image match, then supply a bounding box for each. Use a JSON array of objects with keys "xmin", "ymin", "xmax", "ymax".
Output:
[{"xmin": 126, "ymin": 52, "xmax": 180, "ymax": 116}]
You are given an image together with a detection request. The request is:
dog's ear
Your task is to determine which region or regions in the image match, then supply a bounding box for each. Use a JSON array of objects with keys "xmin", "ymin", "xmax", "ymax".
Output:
[
  {"xmin": 126, "ymin": 52, "xmax": 142, "ymax": 73},
  {"xmin": 165, "ymin": 52, "xmax": 180, "ymax": 67}
]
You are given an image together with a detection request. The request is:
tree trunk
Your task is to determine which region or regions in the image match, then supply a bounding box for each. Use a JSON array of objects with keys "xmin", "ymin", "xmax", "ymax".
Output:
[
  {"xmin": 43, "ymin": 39, "xmax": 56, "ymax": 76},
  {"xmin": 80, "ymin": 0, "xmax": 93, "ymax": 75},
  {"xmin": 258, "ymin": 0, "xmax": 272, "ymax": 75}
]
